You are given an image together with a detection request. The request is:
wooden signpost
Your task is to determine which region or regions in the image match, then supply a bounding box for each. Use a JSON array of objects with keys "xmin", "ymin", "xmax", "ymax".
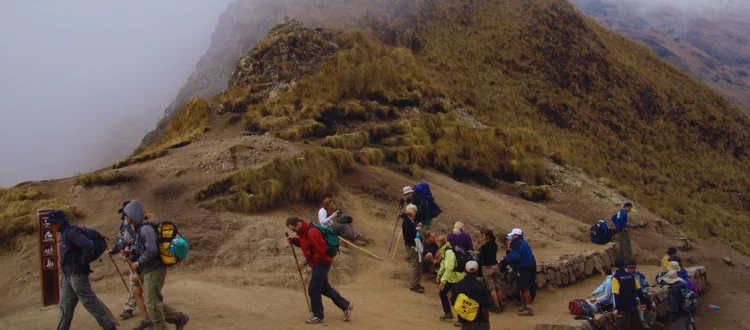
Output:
[{"xmin": 37, "ymin": 209, "xmax": 60, "ymax": 306}]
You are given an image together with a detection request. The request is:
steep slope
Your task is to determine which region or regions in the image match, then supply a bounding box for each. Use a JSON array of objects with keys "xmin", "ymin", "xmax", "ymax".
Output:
[{"xmin": 570, "ymin": 0, "xmax": 750, "ymax": 115}]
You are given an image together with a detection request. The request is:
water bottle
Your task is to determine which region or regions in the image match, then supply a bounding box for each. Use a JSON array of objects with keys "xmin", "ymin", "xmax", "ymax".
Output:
[
  {"xmin": 709, "ymin": 305, "xmax": 721, "ymax": 310},
  {"xmin": 169, "ymin": 238, "xmax": 176, "ymax": 254}
]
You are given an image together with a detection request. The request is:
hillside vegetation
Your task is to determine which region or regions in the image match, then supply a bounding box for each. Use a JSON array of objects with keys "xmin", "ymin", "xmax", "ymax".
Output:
[
  {"xmin": 206, "ymin": 0, "xmax": 750, "ymax": 253},
  {"xmin": 0, "ymin": 185, "xmax": 82, "ymax": 246}
]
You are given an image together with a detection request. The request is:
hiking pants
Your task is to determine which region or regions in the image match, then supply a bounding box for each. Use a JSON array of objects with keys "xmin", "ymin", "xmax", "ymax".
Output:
[
  {"xmin": 461, "ymin": 322, "xmax": 490, "ymax": 330},
  {"xmin": 618, "ymin": 230, "xmax": 632, "ymax": 261},
  {"xmin": 309, "ymin": 264, "xmax": 350, "ymax": 319},
  {"xmin": 406, "ymin": 247, "xmax": 421, "ymax": 288},
  {"xmin": 439, "ymin": 282, "xmax": 456, "ymax": 315},
  {"xmin": 142, "ymin": 267, "xmax": 181, "ymax": 330},
  {"xmin": 57, "ymin": 273, "xmax": 117, "ymax": 330},
  {"xmin": 615, "ymin": 310, "xmax": 642, "ymax": 330},
  {"xmin": 671, "ymin": 317, "xmax": 693, "ymax": 330},
  {"xmin": 124, "ymin": 268, "xmax": 137, "ymax": 312}
]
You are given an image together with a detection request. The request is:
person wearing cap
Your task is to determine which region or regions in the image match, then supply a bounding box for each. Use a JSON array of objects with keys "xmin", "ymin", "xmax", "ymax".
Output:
[
  {"xmin": 436, "ymin": 235, "xmax": 465, "ymax": 322},
  {"xmin": 626, "ymin": 260, "xmax": 656, "ymax": 329},
  {"xmin": 611, "ymin": 202, "xmax": 633, "ymax": 260},
  {"xmin": 124, "ymin": 200, "xmax": 190, "ymax": 330},
  {"xmin": 611, "ymin": 258, "xmax": 646, "ymax": 330},
  {"xmin": 661, "ymin": 256, "xmax": 700, "ymax": 295},
  {"xmin": 400, "ymin": 186, "xmax": 429, "ymax": 235},
  {"xmin": 660, "ymin": 262, "xmax": 693, "ymax": 329},
  {"xmin": 502, "ymin": 228, "xmax": 536, "ymax": 316},
  {"xmin": 662, "ymin": 247, "xmax": 678, "ymax": 270},
  {"xmin": 400, "ymin": 203, "xmax": 424, "ymax": 293},
  {"xmin": 588, "ymin": 266, "xmax": 614, "ymax": 311},
  {"xmin": 451, "ymin": 261, "xmax": 492, "ymax": 330},
  {"xmin": 447, "ymin": 222, "xmax": 474, "ymax": 252},
  {"xmin": 47, "ymin": 210, "xmax": 117, "ymax": 330},
  {"xmin": 477, "ymin": 229, "xmax": 503, "ymax": 313}
]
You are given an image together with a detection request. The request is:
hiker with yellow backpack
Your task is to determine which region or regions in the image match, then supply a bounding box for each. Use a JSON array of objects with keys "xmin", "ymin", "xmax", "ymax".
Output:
[
  {"xmin": 436, "ymin": 235, "xmax": 466, "ymax": 325},
  {"xmin": 124, "ymin": 200, "xmax": 190, "ymax": 330},
  {"xmin": 452, "ymin": 261, "xmax": 492, "ymax": 330}
]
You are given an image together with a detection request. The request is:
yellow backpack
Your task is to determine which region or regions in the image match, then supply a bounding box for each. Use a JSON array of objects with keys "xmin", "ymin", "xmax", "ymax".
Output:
[
  {"xmin": 153, "ymin": 222, "xmax": 179, "ymax": 266},
  {"xmin": 453, "ymin": 293, "xmax": 480, "ymax": 321}
]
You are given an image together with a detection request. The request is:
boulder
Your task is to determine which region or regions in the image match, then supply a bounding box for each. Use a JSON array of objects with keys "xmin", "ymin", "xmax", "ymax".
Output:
[
  {"xmin": 568, "ymin": 265, "xmax": 577, "ymax": 284},
  {"xmin": 536, "ymin": 272, "xmax": 547, "ymax": 289},
  {"xmin": 722, "ymin": 256, "xmax": 734, "ymax": 266},
  {"xmin": 601, "ymin": 251, "xmax": 611, "ymax": 269},
  {"xmin": 584, "ymin": 257, "xmax": 594, "ymax": 276}
]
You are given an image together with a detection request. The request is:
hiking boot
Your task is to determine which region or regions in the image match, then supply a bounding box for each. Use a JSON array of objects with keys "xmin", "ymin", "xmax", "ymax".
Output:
[
  {"xmin": 642, "ymin": 321, "xmax": 651, "ymax": 329},
  {"xmin": 410, "ymin": 286, "xmax": 424, "ymax": 294},
  {"xmin": 490, "ymin": 306, "xmax": 503, "ymax": 314},
  {"xmin": 175, "ymin": 313, "xmax": 190, "ymax": 330},
  {"xmin": 518, "ymin": 309, "xmax": 534, "ymax": 316},
  {"xmin": 439, "ymin": 313, "xmax": 453, "ymax": 321},
  {"xmin": 133, "ymin": 318, "xmax": 153, "ymax": 330},
  {"xmin": 453, "ymin": 321, "xmax": 461, "ymax": 327},
  {"xmin": 305, "ymin": 316, "xmax": 324, "ymax": 324},
  {"xmin": 343, "ymin": 302, "xmax": 354, "ymax": 321},
  {"xmin": 120, "ymin": 309, "xmax": 134, "ymax": 320},
  {"xmin": 518, "ymin": 306, "xmax": 527, "ymax": 312}
]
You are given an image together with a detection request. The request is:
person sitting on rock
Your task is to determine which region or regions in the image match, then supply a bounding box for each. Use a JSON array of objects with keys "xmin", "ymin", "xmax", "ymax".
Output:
[
  {"xmin": 318, "ymin": 197, "xmax": 368, "ymax": 246},
  {"xmin": 422, "ymin": 231, "xmax": 440, "ymax": 275},
  {"xmin": 662, "ymin": 247, "xmax": 678, "ymax": 270},
  {"xmin": 588, "ymin": 266, "xmax": 614, "ymax": 312},
  {"xmin": 447, "ymin": 221, "xmax": 474, "ymax": 252},
  {"xmin": 657, "ymin": 256, "xmax": 699, "ymax": 296}
]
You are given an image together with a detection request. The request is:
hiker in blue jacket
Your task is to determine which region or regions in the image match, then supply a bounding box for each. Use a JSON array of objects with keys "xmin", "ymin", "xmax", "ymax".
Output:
[
  {"xmin": 47, "ymin": 210, "xmax": 117, "ymax": 330},
  {"xmin": 502, "ymin": 228, "xmax": 536, "ymax": 316},
  {"xmin": 611, "ymin": 202, "xmax": 633, "ymax": 260}
]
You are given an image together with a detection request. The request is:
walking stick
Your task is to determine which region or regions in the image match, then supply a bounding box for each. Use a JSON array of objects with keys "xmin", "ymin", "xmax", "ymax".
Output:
[
  {"xmin": 390, "ymin": 230, "xmax": 402, "ymax": 261},
  {"xmin": 286, "ymin": 233, "xmax": 311, "ymax": 312},
  {"xmin": 339, "ymin": 237, "xmax": 383, "ymax": 260},
  {"xmin": 387, "ymin": 213, "xmax": 401, "ymax": 254},
  {"xmin": 124, "ymin": 259, "xmax": 144, "ymax": 288},
  {"xmin": 108, "ymin": 254, "xmax": 131, "ymax": 294}
]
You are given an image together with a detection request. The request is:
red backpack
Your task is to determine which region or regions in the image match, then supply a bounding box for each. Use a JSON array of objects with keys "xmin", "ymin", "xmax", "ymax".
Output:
[{"xmin": 569, "ymin": 299, "xmax": 595, "ymax": 317}]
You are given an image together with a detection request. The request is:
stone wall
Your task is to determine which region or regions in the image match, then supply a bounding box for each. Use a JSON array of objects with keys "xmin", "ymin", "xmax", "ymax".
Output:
[{"xmin": 535, "ymin": 266, "xmax": 709, "ymax": 330}]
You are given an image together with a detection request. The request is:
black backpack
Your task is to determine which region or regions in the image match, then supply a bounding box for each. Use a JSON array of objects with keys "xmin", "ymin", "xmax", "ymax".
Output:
[
  {"xmin": 451, "ymin": 247, "xmax": 470, "ymax": 272},
  {"xmin": 63, "ymin": 226, "xmax": 108, "ymax": 263}
]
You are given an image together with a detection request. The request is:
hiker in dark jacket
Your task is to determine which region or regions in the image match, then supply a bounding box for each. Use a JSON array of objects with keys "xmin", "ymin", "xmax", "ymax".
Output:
[
  {"xmin": 47, "ymin": 210, "xmax": 117, "ymax": 330},
  {"xmin": 611, "ymin": 258, "xmax": 646, "ymax": 330},
  {"xmin": 502, "ymin": 228, "xmax": 536, "ymax": 316},
  {"xmin": 287, "ymin": 216, "xmax": 353, "ymax": 324},
  {"xmin": 401, "ymin": 204, "xmax": 424, "ymax": 293},
  {"xmin": 626, "ymin": 260, "xmax": 656, "ymax": 328},
  {"xmin": 125, "ymin": 200, "xmax": 189, "ymax": 330},
  {"xmin": 611, "ymin": 202, "xmax": 633, "ymax": 260},
  {"xmin": 478, "ymin": 229, "xmax": 503, "ymax": 313},
  {"xmin": 661, "ymin": 263, "xmax": 693, "ymax": 329},
  {"xmin": 451, "ymin": 261, "xmax": 491, "ymax": 330},
  {"xmin": 400, "ymin": 186, "xmax": 428, "ymax": 229}
]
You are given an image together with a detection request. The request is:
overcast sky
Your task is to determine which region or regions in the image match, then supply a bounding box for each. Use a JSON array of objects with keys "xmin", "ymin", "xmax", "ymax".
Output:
[{"xmin": 0, "ymin": 1, "xmax": 230, "ymax": 187}]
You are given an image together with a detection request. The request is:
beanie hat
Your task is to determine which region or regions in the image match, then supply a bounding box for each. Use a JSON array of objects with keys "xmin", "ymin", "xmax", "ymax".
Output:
[
  {"xmin": 613, "ymin": 258, "xmax": 626, "ymax": 269},
  {"xmin": 666, "ymin": 247, "xmax": 678, "ymax": 255}
]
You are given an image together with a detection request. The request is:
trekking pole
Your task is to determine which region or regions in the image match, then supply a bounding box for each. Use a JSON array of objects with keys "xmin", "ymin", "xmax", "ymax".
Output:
[
  {"xmin": 387, "ymin": 213, "xmax": 401, "ymax": 254},
  {"xmin": 286, "ymin": 233, "xmax": 311, "ymax": 312},
  {"xmin": 339, "ymin": 237, "xmax": 383, "ymax": 260},
  {"xmin": 108, "ymin": 253, "xmax": 131, "ymax": 294},
  {"xmin": 390, "ymin": 231, "xmax": 402, "ymax": 261}
]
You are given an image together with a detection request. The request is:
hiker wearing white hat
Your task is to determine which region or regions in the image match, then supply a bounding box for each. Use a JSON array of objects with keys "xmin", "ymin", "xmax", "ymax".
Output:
[
  {"xmin": 501, "ymin": 228, "xmax": 537, "ymax": 316},
  {"xmin": 450, "ymin": 261, "xmax": 492, "ymax": 329},
  {"xmin": 400, "ymin": 186, "xmax": 428, "ymax": 232},
  {"xmin": 662, "ymin": 262, "xmax": 696, "ymax": 330}
]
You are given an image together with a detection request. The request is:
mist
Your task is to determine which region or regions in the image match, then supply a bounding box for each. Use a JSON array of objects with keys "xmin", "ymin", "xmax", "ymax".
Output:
[{"xmin": 0, "ymin": 0, "xmax": 231, "ymax": 187}]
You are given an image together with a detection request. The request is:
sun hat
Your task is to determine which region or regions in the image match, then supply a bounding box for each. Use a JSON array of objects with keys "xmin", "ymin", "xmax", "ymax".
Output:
[
  {"xmin": 666, "ymin": 261, "xmax": 681, "ymax": 272},
  {"xmin": 402, "ymin": 186, "xmax": 414, "ymax": 195},
  {"xmin": 662, "ymin": 270, "xmax": 684, "ymax": 284}
]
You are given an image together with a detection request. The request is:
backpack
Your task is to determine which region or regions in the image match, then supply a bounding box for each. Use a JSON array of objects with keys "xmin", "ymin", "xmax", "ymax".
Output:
[
  {"xmin": 414, "ymin": 182, "xmax": 441, "ymax": 218},
  {"xmin": 453, "ymin": 293, "xmax": 480, "ymax": 321},
  {"xmin": 680, "ymin": 287, "xmax": 699, "ymax": 313},
  {"xmin": 590, "ymin": 220, "xmax": 610, "ymax": 245},
  {"xmin": 63, "ymin": 226, "xmax": 108, "ymax": 263},
  {"xmin": 306, "ymin": 223, "xmax": 340, "ymax": 257},
  {"xmin": 569, "ymin": 298, "xmax": 595, "ymax": 317},
  {"xmin": 152, "ymin": 221, "xmax": 189, "ymax": 266},
  {"xmin": 451, "ymin": 247, "xmax": 470, "ymax": 272}
]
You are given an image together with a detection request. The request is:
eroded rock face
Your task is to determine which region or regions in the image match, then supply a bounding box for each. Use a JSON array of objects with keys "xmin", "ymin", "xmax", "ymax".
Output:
[{"xmin": 228, "ymin": 17, "xmax": 340, "ymax": 91}]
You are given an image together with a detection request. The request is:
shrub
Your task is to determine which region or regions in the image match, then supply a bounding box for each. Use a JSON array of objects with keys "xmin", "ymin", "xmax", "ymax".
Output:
[
  {"xmin": 357, "ymin": 148, "xmax": 385, "ymax": 166},
  {"xmin": 520, "ymin": 185, "xmax": 553, "ymax": 202},
  {"xmin": 74, "ymin": 172, "xmax": 136, "ymax": 187},
  {"xmin": 409, "ymin": 164, "xmax": 424, "ymax": 179},
  {"xmin": 112, "ymin": 150, "xmax": 168, "ymax": 169},
  {"xmin": 194, "ymin": 147, "xmax": 355, "ymax": 213},
  {"xmin": 323, "ymin": 132, "xmax": 370, "ymax": 150}
]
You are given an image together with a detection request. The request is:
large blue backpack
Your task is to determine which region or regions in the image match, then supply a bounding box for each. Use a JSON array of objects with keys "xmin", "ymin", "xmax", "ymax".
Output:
[
  {"xmin": 414, "ymin": 182, "xmax": 441, "ymax": 218},
  {"xmin": 590, "ymin": 220, "xmax": 610, "ymax": 245},
  {"xmin": 63, "ymin": 226, "xmax": 108, "ymax": 263}
]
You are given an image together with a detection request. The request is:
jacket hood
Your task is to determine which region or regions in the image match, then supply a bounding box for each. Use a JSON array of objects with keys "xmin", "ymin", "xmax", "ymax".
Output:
[{"xmin": 123, "ymin": 200, "xmax": 146, "ymax": 226}]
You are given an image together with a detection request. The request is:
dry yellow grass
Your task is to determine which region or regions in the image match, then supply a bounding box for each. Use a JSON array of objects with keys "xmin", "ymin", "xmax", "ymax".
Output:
[
  {"xmin": 0, "ymin": 185, "xmax": 84, "ymax": 246},
  {"xmin": 144, "ymin": 98, "xmax": 210, "ymax": 153},
  {"xmin": 74, "ymin": 172, "xmax": 136, "ymax": 187}
]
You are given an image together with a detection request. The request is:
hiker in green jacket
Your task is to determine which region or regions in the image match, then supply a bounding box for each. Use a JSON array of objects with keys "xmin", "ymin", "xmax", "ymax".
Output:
[{"xmin": 437, "ymin": 236, "xmax": 465, "ymax": 324}]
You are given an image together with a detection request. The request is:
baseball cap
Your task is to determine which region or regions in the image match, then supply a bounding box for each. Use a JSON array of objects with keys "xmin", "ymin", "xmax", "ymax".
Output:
[
  {"xmin": 118, "ymin": 200, "xmax": 131, "ymax": 220},
  {"xmin": 509, "ymin": 228, "xmax": 523, "ymax": 236},
  {"xmin": 465, "ymin": 261, "xmax": 479, "ymax": 273},
  {"xmin": 46, "ymin": 210, "xmax": 69, "ymax": 224}
]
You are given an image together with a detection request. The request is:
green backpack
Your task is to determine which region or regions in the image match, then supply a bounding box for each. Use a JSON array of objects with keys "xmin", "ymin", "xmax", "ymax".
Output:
[{"xmin": 307, "ymin": 223, "xmax": 340, "ymax": 257}]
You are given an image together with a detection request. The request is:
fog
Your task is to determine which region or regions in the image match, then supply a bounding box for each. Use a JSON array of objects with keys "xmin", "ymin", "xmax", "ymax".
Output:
[
  {"xmin": 575, "ymin": 0, "xmax": 748, "ymax": 12},
  {"xmin": 0, "ymin": 0, "xmax": 231, "ymax": 187}
]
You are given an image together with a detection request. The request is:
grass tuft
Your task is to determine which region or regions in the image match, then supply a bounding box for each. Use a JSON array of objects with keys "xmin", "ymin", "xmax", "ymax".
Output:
[
  {"xmin": 520, "ymin": 185, "xmax": 553, "ymax": 202},
  {"xmin": 356, "ymin": 148, "xmax": 385, "ymax": 166},
  {"xmin": 74, "ymin": 172, "xmax": 136, "ymax": 188},
  {"xmin": 144, "ymin": 98, "xmax": 210, "ymax": 153},
  {"xmin": 112, "ymin": 150, "xmax": 168, "ymax": 169}
]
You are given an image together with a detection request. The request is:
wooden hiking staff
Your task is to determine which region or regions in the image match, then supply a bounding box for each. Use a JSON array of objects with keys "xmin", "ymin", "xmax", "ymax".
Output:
[
  {"xmin": 108, "ymin": 254, "xmax": 131, "ymax": 294},
  {"xmin": 338, "ymin": 237, "xmax": 383, "ymax": 261},
  {"xmin": 124, "ymin": 259, "xmax": 144, "ymax": 288},
  {"xmin": 390, "ymin": 231, "xmax": 402, "ymax": 260},
  {"xmin": 286, "ymin": 233, "xmax": 311, "ymax": 312}
]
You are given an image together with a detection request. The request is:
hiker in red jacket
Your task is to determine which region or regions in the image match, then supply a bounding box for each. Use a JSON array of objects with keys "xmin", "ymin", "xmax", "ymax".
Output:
[{"xmin": 287, "ymin": 216, "xmax": 353, "ymax": 324}]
